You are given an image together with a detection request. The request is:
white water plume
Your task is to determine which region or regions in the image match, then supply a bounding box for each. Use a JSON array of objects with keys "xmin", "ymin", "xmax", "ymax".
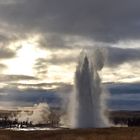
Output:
[{"xmin": 69, "ymin": 49, "xmax": 110, "ymax": 128}]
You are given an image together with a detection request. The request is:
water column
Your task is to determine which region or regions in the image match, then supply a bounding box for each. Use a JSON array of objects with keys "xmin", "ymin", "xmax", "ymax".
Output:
[{"xmin": 70, "ymin": 52, "xmax": 109, "ymax": 128}]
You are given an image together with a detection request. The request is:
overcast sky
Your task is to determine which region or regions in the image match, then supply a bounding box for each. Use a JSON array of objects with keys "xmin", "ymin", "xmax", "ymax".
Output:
[{"xmin": 0, "ymin": 0, "xmax": 140, "ymax": 102}]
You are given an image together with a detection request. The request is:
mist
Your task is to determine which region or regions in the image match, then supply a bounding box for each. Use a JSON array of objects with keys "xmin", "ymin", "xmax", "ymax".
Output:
[{"xmin": 15, "ymin": 103, "xmax": 50, "ymax": 125}]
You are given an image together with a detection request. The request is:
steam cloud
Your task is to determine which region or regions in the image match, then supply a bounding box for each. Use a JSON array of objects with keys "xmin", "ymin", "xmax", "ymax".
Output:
[{"xmin": 16, "ymin": 103, "xmax": 50, "ymax": 125}]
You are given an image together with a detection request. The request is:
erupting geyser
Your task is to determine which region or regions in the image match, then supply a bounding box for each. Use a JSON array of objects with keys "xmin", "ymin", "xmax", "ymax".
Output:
[{"xmin": 70, "ymin": 50, "xmax": 109, "ymax": 128}]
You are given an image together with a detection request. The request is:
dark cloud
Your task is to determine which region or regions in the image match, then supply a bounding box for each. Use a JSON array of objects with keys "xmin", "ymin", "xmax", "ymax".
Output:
[
  {"xmin": 47, "ymin": 54, "xmax": 77, "ymax": 65},
  {"xmin": 0, "ymin": 87, "xmax": 61, "ymax": 106},
  {"xmin": 39, "ymin": 34, "xmax": 68, "ymax": 49},
  {"xmin": 0, "ymin": 0, "xmax": 140, "ymax": 43},
  {"xmin": 0, "ymin": 47, "xmax": 15, "ymax": 59},
  {"xmin": 0, "ymin": 74, "xmax": 38, "ymax": 82},
  {"xmin": 0, "ymin": 34, "xmax": 10, "ymax": 43},
  {"xmin": 0, "ymin": 82, "xmax": 72, "ymax": 107},
  {"xmin": 35, "ymin": 46, "xmax": 140, "ymax": 68},
  {"xmin": 34, "ymin": 58, "xmax": 47, "ymax": 78},
  {"xmin": 9, "ymin": 82, "xmax": 72, "ymax": 91},
  {"xmin": 0, "ymin": 33, "xmax": 18, "ymax": 43},
  {"xmin": 34, "ymin": 51, "xmax": 77, "ymax": 68},
  {"xmin": 105, "ymin": 47, "xmax": 140, "ymax": 67},
  {"xmin": 0, "ymin": 63, "xmax": 7, "ymax": 72},
  {"xmin": 0, "ymin": 0, "xmax": 18, "ymax": 5}
]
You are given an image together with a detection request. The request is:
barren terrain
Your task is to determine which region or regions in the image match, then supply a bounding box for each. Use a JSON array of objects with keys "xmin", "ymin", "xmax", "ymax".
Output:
[{"xmin": 0, "ymin": 127, "xmax": 140, "ymax": 140}]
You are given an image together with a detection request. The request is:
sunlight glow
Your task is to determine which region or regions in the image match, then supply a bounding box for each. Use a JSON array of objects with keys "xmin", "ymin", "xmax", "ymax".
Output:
[
  {"xmin": 4, "ymin": 39, "xmax": 48, "ymax": 76},
  {"xmin": 46, "ymin": 64, "xmax": 75, "ymax": 84},
  {"xmin": 2, "ymin": 36, "xmax": 76, "ymax": 84}
]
